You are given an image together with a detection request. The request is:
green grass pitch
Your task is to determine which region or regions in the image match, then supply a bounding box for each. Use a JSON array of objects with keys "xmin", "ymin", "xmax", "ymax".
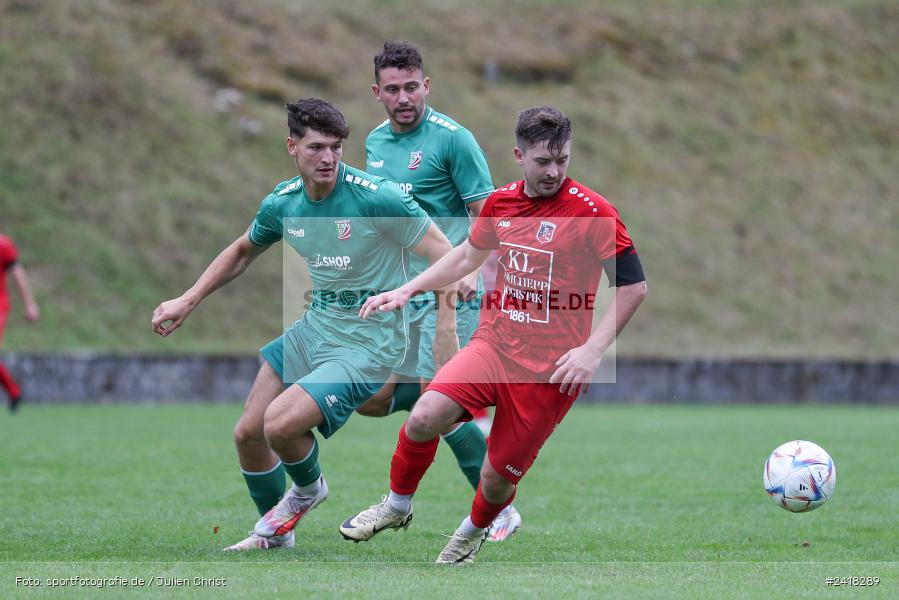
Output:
[{"xmin": 2, "ymin": 404, "xmax": 897, "ymax": 598}]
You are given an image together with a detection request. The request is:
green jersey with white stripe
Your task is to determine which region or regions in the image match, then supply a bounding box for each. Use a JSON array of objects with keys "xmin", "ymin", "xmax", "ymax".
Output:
[
  {"xmin": 249, "ymin": 162, "xmax": 431, "ymax": 366},
  {"xmin": 365, "ymin": 106, "xmax": 493, "ymax": 276}
]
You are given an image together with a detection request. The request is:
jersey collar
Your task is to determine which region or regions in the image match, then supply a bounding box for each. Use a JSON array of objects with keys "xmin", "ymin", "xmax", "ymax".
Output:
[
  {"xmin": 518, "ymin": 177, "xmax": 572, "ymax": 201},
  {"xmin": 302, "ymin": 163, "xmax": 346, "ymax": 206},
  {"xmin": 388, "ymin": 106, "xmax": 431, "ymax": 139}
]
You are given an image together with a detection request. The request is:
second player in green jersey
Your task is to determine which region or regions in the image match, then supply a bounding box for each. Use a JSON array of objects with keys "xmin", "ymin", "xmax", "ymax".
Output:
[{"xmin": 354, "ymin": 40, "xmax": 522, "ymax": 543}]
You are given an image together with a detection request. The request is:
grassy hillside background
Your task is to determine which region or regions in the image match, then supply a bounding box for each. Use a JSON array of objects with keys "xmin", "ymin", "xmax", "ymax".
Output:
[{"xmin": 0, "ymin": 0, "xmax": 896, "ymax": 357}]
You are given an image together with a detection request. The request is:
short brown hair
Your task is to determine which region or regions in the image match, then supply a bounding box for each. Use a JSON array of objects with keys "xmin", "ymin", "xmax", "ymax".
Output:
[
  {"xmin": 515, "ymin": 106, "xmax": 572, "ymax": 154},
  {"xmin": 286, "ymin": 98, "xmax": 350, "ymax": 140},
  {"xmin": 374, "ymin": 40, "xmax": 424, "ymax": 81}
]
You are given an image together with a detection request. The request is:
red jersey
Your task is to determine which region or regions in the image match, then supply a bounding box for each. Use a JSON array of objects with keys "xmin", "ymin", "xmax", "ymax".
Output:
[
  {"xmin": 0, "ymin": 235, "xmax": 18, "ymax": 309},
  {"xmin": 468, "ymin": 178, "xmax": 635, "ymax": 379}
]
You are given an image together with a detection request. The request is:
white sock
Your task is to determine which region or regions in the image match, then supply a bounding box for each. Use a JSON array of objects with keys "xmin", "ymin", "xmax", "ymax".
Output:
[
  {"xmin": 292, "ymin": 476, "xmax": 321, "ymax": 497},
  {"xmin": 458, "ymin": 515, "xmax": 487, "ymax": 539},
  {"xmin": 387, "ymin": 491, "xmax": 412, "ymax": 513}
]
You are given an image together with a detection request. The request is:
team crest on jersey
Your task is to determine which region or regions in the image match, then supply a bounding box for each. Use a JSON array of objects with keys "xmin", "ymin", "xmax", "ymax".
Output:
[
  {"xmin": 335, "ymin": 219, "xmax": 352, "ymax": 240},
  {"xmin": 536, "ymin": 221, "xmax": 556, "ymax": 244},
  {"xmin": 408, "ymin": 151, "xmax": 423, "ymax": 170}
]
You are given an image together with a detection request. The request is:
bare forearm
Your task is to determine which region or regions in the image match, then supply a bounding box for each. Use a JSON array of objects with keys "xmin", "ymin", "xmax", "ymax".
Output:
[
  {"xmin": 405, "ymin": 242, "xmax": 486, "ymax": 298},
  {"xmin": 10, "ymin": 265, "xmax": 37, "ymax": 309},
  {"xmin": 584, "ymin": 282, "xmax": 647, "ymax": 355},
  {"xmin": 183, "ymin": 236, "xmax": 262, "ymax": 306},
  {"xmin": 359, "ymin": 238, "xmax": 491, "ymax": 320}
]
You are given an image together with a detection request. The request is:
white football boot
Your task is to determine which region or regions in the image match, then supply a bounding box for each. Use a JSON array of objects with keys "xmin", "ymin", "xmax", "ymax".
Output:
[
  {"xmin": 436, "ymin": 527, "xmax": 489, "ymax": 564},
  {"xmin": 253, "ymin": 476, "xmax": 328, "ymax": 537},
  {"xmin": 487, "ymin": 505, "xmax": 522, "ymax": 542},
  {"xmin": 223, "ymin": 531, "xmax": 294, "ymax": 552},
  {"xmin": 339, "ymin": 496, "xmax": 413, "ymax": 542}
]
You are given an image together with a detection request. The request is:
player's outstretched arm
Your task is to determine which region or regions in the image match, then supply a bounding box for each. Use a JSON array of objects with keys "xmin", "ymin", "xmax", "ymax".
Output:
[
  {"xmin": 152, "ymin": 231, "xmax": 269, "ymax": 337},
  {"xmin": 550, "ymin": 281, "xmax": 648, "ymax": 396},
  {"xmin": 359, "ymin": 236, "xmax": 491, "ymax": 319},
  {"xmin": 457, "ymin": 198, "xmax": 487, "ymax": 300},
  {"xmin": 10, "ymin": 263, "xmax": 39, "ymax": 322}
]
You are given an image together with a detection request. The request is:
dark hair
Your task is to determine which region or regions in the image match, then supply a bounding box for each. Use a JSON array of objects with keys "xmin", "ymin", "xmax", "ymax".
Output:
[
  {"xmin": 286, "ymin": 98, "xmax": 350, "ymax": 140},
  {"xmin": 515, "ymin": 106, "xmax": 572, "ymax": 154},
  {"xmin": 373, "ymin": 40, "xmax": 424, "ymax": 81}
]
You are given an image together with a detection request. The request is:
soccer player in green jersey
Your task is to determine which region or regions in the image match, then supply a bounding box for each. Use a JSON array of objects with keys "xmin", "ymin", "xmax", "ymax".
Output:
[
  {"xmin": 151, "ymin": 98, "xmax": 456, "ymax": 551},
  {"xmin": 352, "ymin": 41, "xmax": 521, "ymax": 541}
]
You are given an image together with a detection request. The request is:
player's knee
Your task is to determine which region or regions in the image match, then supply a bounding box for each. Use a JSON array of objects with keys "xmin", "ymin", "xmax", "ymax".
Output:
[
  {"xmin": 262, "ymin": 415, "xmax": 292, "ymax": 451},
  {"xmin": 233, "ymin": 417, "xmax": 265, "ymax": 451},
  {"xmin": 405, "ymin": 408, "xmax": 441, "ymax": 438}
]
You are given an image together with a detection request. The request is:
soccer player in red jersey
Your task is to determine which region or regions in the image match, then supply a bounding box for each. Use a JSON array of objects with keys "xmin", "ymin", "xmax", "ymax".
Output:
[
  {"xmin": 339, "ymin": 106, "xmax": 647, "ymax": 563},
  {"xmin": 0, "ymin": 234, "xmax": 40, "ymax": 412}
]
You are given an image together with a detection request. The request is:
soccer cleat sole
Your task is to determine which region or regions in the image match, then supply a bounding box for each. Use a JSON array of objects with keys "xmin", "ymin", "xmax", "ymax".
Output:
[{"xmin": 222, "ymin": 532, "xmax": 295, "ymax": 552}]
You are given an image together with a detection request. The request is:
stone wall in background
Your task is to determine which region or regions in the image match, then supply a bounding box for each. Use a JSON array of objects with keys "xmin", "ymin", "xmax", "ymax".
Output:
[{"xmin": 3, "ymin": 354, "xmax": 897, "ymax": 405}]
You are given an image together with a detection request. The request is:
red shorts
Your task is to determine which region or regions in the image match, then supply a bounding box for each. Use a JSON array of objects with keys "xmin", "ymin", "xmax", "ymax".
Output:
[{"xmin": 427, "ymin": 338, "xmax": 577, "ymax": 484}]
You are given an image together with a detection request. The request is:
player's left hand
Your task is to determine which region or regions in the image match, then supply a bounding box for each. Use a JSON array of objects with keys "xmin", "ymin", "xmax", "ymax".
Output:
[
  {"xmin": 359, "ymin": 287, "xmax": 412, "ymax": 318},
  {"xmin": 432, "ymin": 326, "xmax": 460, "ymax": 371},
  {"xmin": 549, "ymin": 345, "xmax": 601, "ymax": 396}
]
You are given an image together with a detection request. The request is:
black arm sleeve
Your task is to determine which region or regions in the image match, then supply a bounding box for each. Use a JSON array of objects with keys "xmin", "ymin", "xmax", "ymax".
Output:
[{"xmin": 600, "ymin": 246, "xmax": 645, "ymax": 287}]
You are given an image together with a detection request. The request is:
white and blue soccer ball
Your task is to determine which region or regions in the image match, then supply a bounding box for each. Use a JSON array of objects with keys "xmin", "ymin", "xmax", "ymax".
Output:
[{"xmin": 763, "ymin": 440, "xmax": 836, "ymax": 513}]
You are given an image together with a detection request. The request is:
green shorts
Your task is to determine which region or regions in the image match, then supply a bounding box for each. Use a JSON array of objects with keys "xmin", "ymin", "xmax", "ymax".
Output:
[
  {"xmin": 260, "ymin": 320, "xmax": 392, "ymax": 439},
  {"xmin": 396, "ymin": 294, "xmax": 481, "ymax": 380}
]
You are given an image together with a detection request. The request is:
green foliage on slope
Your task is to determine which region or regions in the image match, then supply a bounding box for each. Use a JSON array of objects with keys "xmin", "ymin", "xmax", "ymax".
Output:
[{"xmin": 1, "ymin": 0, "xmax": 896, "ymax": 356}]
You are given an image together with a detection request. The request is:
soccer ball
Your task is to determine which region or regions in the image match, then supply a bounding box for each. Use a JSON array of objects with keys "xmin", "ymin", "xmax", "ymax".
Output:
[{"xmin": 763, "ymin": 440, "xmax": 836, "ymax": 513}]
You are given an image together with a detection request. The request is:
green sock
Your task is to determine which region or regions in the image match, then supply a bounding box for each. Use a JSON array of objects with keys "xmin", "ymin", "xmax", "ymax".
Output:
[
  {"xmin": 442, "ymin": 421, "xmax": 486, "ymax": 491},
  {"xmin": 282, "ymin": 438, "xmax": 321, "ymax": 487},
  {"xmin": 242, "ymin": 462, "xmax": 286, "ymax": 516},
  {"xmin": 389, "ymin": 381, "xmax": 422, "ymax": 414}
]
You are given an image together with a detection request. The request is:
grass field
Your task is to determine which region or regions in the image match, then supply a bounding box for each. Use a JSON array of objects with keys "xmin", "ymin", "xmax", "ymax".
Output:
[{"xmin": 1, "ymin": 403, "xmax": 897, "ymax": 598}]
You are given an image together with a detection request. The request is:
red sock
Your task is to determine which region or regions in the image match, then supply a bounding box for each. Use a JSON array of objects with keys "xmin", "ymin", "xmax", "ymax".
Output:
[
  {"xmin": 470, "ymin": 483, "xmax": 516, "ymax": 528},
  {"xmin": 389, "ymin": 424, "xmax": 439, "ymax": 495},
  {"xmin": 0, "ymin": 362, "xmax": 20, "ymax": 399}
]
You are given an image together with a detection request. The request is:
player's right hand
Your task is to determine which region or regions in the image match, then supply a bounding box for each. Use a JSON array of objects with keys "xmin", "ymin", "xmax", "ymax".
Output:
[
  {"xmin": 152, "ymin": 296, "xmax": 194, "ymax": 337},
  {"xmin": 25, "ymin": 303, "xmax": 40, "ymax": 322},
  {"xmin": 359, "ymin": 288, "xmax": 412, "ymax": 319},
  {"xmin": 458, "ymin": 270, "xmax": 480, "ymax": 302}
]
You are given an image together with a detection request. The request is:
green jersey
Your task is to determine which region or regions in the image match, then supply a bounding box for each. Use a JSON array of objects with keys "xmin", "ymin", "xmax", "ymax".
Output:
[
  {"xmin": 248, "ymin": 162, "xmax": 432, "ymax": 366},
  {"xmin": 365, "ymin": 106, "xmax": 493, "ymax": 275}
]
